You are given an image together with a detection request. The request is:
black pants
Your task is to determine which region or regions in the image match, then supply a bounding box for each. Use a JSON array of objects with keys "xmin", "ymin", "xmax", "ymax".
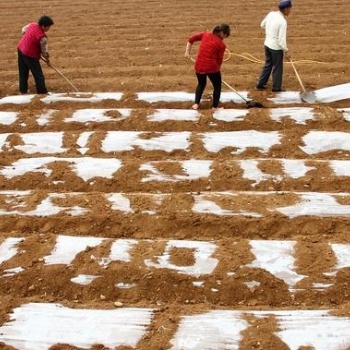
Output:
[
  {"xmin": 18, "ymin": 49, "xmax": 48, "ymax": 94},
  {"xmin": 256, "ymin": 46, "xmax": 284, "ymax": 91},
  {"xmin": 195, "ymin": 71, "xmax": 222, "ymax": 108}
]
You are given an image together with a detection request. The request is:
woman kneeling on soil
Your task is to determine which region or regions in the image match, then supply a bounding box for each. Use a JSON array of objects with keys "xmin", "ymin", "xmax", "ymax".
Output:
[{"xmin": 185, "ymin": 23, "xmax": 230, "ymax": 110}]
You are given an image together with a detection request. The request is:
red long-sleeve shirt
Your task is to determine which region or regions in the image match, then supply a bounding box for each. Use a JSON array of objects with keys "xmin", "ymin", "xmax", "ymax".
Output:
[{"xmin": 188, "ymin": 31, "xmax": 226, "ymax": 74}]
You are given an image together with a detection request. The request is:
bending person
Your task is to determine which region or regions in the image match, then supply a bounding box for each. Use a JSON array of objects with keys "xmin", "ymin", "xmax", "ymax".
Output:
[
  {"xmin": 185, "ymin": 23, "xmax": 230, "ymax": 110},
  {"xmin": 17, "ymin": 15, "xmax": 54, "ymax": 94}
]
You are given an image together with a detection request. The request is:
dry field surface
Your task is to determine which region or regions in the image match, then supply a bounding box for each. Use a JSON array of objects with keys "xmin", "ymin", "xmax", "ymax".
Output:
[{"xmin": 1, "ymin": 0, "xmax": 350, "ymax": 349}]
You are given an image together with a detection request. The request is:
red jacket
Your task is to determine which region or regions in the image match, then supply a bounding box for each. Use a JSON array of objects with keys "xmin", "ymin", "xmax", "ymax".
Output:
[
  {"xmin": 18, "ymin": 23, "xmax": 46, "ymax": 59},
  {"xmin": 188, "ymin": 31, "xmax": 226, "ymax": 74}
]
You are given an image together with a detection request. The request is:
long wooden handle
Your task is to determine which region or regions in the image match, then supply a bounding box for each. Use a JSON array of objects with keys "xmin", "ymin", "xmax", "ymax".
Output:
[
  {"xmin": 290, "ymin": 60, "xmax": 306, "ymax": 93},
  {"xmin": 50, "ymin": 64, "xmax": 80, "ymax": 92},
  {"xmin": 222, "ymin": 79, "xmax": 248, "ymax": 102},
  {"xmin": 42, "ymin": 58, "xmax": 79, "ymax": 92}
]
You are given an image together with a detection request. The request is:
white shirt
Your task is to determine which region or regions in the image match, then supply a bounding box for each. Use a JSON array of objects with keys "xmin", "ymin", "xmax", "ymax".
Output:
[{"xmin": 261, "ymin": 10, "xmax": 288, "ymax": 52}]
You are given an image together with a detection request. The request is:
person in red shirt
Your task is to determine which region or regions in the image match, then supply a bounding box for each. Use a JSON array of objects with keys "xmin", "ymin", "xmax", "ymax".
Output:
[
  {"xmin": 17, "ymin": 15, "xmax": 54, "ymax": 94},
  {"xmin": 185, "ymin": 23, "xmax": 230, "ymax": 110}
]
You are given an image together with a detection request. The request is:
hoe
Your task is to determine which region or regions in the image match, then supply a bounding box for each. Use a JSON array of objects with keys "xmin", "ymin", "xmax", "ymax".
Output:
[
  {"xmin": 222, "ymin": 80, "xmax": 264, "ymax": 108},
  {"xmin": 290, "ymin": 60, "xmax": 316, "ymax": 104}
]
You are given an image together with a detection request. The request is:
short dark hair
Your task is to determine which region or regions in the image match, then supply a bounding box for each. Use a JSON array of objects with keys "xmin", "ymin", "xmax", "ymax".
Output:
[
  {"xmin": 38, "ymin": 15, "xmax": 54, "ymax": 27},
  {"xmin": 212, "ymin": 23, "xmax": 230, "ymax": 37}
]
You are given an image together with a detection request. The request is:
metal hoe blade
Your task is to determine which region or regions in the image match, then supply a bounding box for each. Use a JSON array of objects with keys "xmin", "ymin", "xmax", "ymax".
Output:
[
  {"xmin": 246, "ymin": 100, "xmax": 264, "ymax": 108},
  {"xmin": 300, "ymin": 91, "xmax": 316, "ymax": 104},
  {"xmin": 290, "ymin": 60, "xmax": 316, "ymax": 104},
  {"xmin": 222, "ymin": 80, "xmax": 264, "ymax": 108}
]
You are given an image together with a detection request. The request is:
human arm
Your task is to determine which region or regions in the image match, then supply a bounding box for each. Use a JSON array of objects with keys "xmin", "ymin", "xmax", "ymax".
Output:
[
  {"xmin": 260, "ymin": 13, "xmax": 268, "ymax": 29},
  {"xmin": 185, "ymin": 42, "xmax": 192, "ymax": 59},
  {"xmin": 21, "ymin": 24, "xmax": 30, "ymax": 35},
  {"xmin": 40, "ymin": 36, "xmax": 51, "ymax": 65},
  {"xmin": 277, "ymin": 22, "xmax": 289, "ymax": 56},
  {"xmin": 216, "ymin": 44, "xmax": 226, "ymax": 68},
  {"xmin": 185, "ymin": 32, "xmax": 205, "ymax": 58}
]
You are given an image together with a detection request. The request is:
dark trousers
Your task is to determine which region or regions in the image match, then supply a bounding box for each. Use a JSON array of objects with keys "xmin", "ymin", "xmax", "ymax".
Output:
[
  {"xmin": 195, "ymin": 71, "xmax": 222, "ymax": 108},
  {"xmin": 257, "ymin": 46, "xmax": 284, "ymax": 91},
  {"xmin": 18, "ymin": 49, "xmax": 48, "ymax": 94}
]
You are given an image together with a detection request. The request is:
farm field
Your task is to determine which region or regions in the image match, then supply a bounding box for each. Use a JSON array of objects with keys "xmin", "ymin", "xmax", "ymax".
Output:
[{"xmin": 1, "ymin": 0, "xmax": 350, "ymax": 349}]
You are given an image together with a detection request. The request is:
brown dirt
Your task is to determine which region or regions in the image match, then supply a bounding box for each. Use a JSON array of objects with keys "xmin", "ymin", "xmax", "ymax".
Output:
[{"xmin": 1, "ymin": 0, "xmax": 350, "ymax": 349}]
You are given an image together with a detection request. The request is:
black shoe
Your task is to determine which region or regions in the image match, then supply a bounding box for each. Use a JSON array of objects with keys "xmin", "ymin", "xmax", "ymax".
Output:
[
  {"xmin": 272, "ymin": 88, "xmax": 285, "ymax": 92},
  {"xmin": 255, "ymin": 85, "xmax": 266, "ymax": 91}
]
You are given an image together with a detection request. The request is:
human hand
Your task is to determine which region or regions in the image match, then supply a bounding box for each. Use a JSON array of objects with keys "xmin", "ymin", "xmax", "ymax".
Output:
[
  {"xmin": 41, "ymin": 57, "xmax": 51, "ymax": 66},
  {"xmin": 284, "ymin": 52, "xmax": 291, "ymax": 61}
]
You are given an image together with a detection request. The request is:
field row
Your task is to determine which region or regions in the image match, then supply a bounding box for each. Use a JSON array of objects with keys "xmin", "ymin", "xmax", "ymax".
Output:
[
  {"xmin": 1, "ymin": 86, "xmax": 350, "ymax": 106},
  {"xmin": 1, "ymin": 235, "xmax": 350, "ymax": 293},
  {"xmin": 1, "ymin": 190, "xmax": 350, "ymax": 219},
  {"xmin": 1, "ymin": 107, "xmax": 350, "ymax": 132},
  {"xmin": 2, "ymin": 130, "xmax": 350, "ymax": 159},
  {"xmin": 2, "ymin": 157, "xmax": 350, "ymax": 192},
  {"xmin": 0, "ymin": 303, "xmax": 350, "ymax": 350}
]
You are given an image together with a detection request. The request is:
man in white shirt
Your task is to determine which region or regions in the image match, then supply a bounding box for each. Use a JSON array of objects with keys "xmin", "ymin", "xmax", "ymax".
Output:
[{"xmin": 256, "ymin": 0, "xmax": 292, "ymax": 92}]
